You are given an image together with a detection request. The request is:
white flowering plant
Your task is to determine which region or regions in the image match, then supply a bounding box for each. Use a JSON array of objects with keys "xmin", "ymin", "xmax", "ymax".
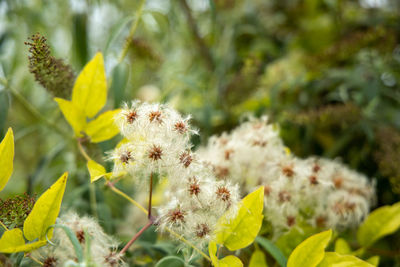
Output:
[{"xmin": 0, "ymin": 50, "xmax": 399, "ymax": 267}]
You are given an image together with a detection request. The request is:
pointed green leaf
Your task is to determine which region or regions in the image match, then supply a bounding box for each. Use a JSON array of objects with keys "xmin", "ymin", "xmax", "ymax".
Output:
[
  {"xmin": 317, "ymin": 252, "xmax": 373, "ymax": 267},
  {"xmin": 287, "ymin": 229, "xmax": 332, "ymax": 267},
  {"xmin": 0, "ymin": 128, "xmax": 14, "ymax": 192},
  {"xmin": 366, "ymin": 256, "xmax": 379, "ymax": 266},
  {"xmin": 84, "ymin": 109, "xmax": 120, "ymax": 143},
  {"xmin": 357, "ymin": 202, "xmax": 400, "ymax": 247},
  {"xmin": 72, "ymin": 52, "xmax": 107, "ymax": 118},
  {"xmin": 24, "ymin": 173, "xmax": 68, "ymax": 241},
  {"xmin": 55, "ymin": 98, "xmax": 86, "ymax": 136},
  {"xmin": 208, "ymin": 241, "xmax": 243, "ymax": 267},
  {"xmin": 87, "ymin": 160, "xmax": 111, "ymax": 183},
  {"xmin": 0, "ymin": 228, "xmax": 46, "ymax": 253},
  {"xmin": 249, "ymin": 249, "xmax": 268, "ymax": 267},
  {"xmin": 214, "ymin": 187, "xmax": 264, "ymax": 251}
]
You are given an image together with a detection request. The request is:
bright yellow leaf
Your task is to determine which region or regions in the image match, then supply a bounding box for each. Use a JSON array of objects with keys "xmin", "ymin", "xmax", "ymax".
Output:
[
  {"xmin": 0, "ymin": 228, "xmax": 25, "ymax": 253},
  {"xmin": 24, "ymin": 172, "xmax": 68, "ymax": 241},
  {"xmin": 317, "ymin": 252, "xmax": 373, "ymax": 267},
  {"xmin": 85, "ymin": 109, "xmax": 121, "ymax": 143},
  {"xmin": 287, "ymin": 229, "xmax": 332, "ymax": 267},
  {"xmin": 54, "ymin": 98, "xmax": 86, "ymax": 136},
  {"xmin": 357, "ymin": 202, "xmax": 400, "ymax": 248},
  {"xmin": 214, "ymin": 186, "xmax": 264, "ymax": 251},
  {"xmin": 0, "ymin": 228, "xmax": 46, "ymax": 253},
  {"xmin": 87, "ymin": 160, "xmax": 111, "ymax": 183},
  {"xmin": 0, "ymin": 128, "xmax": 14, "ymax": 192},
  {"xmin": 249, "ymin": 250, "xmax": 268, "ymax": 267},
  {"xmin": 72, "ymin": 52, "xmax": 107, "ymax": 118},
  {"xmin": 219, "ymin": 256, "xmax": 243, "ymax": 267},
  {"xmin": 208, "ymin": 241, "xmax": 243, "ymax": 267}
]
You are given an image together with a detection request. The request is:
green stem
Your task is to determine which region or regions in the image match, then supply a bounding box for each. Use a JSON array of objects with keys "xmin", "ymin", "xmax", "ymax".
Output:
[
  {"xmin": 118, "ymin": 0, "xmax": 146, "ymax": 63},
  {"xmin": 0, "ymin": 220, "xmax": 8, "ymax": 231}
]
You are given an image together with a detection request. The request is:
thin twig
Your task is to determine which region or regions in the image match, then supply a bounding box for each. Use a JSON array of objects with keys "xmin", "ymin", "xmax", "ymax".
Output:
[
  {"xmin": 178, "ymin": 0, "xmax": 215, "ymax": 70},
  {"xmin": 107, "ymin": 182, "xmax": 149, "ymax": 215},
  {"xmin": 0, "ymin": 221, "xmax": 8, "ymax": 231},
  {"xmin": 148, "ymin": 173, "xmax": 153, "ymax": 219},
  {"xmin": 118, "ymin": 0, "xmax": 146, "ymax": 63},
  {"xmin": 28, "ymin": 255, "xmax": 43, "ymax": 265},
  {"xmin": 119, "ymin": 220, "xmax": 154, "ymax": 255},
  {"xmin": 106, "ymin": 182, "xmax": 211, "ymax": 262}
]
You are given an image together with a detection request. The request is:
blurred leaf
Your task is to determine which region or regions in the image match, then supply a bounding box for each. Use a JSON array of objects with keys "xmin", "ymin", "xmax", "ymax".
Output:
[
  {"xmin": 366, "ymin": 256, "xmax": 379, "ymax": 266},
  {"xmin": 357, "ymin": 202, "xmax": 400, "ymax": 247},
  {"xmin": 0, "ymin": 128, "xmax": 14, "ymax": 192},
  {"xmin": 0, "ymin": 91, "xmax": 9, "ymax": 135},
  {"xmin": 85, "ymin": 109, "xmax": 121, "ymax": 143},
  {"xmin": 249, "ymin": 249, "xmax": 268, "ymax": 267},
  {"xmin": 256, "ymin": 236, "xmax": 287, "ymax": 267},
  {"xmin": 110, "ymin": 64, "xmax": 129, "ymax": 108},
  {"xmin": 214, "ymin": 186, "xmax": 264, "ymax": 251},
  {"xmin": 334, "ymin": 238, "xmax": 352, "ymax": 254},
  {"xmin": 23, "ymin": 172, "xmax": 68, "ymax": 241},
  {"xmin": 155, "ymin": 256, "xmax": 185, "ymax": 267},
  {"xmin": 72, "ymin": 52, "xmax": 107, "ymax": 118},
  {"xmin": 54, "ymin": 98, "xmax": 86, "ymax": 136},
  {"xmin": 287, "ymin": 229, "xmax": 332, "ymax": 267},
  {"xmin": 317, "ymin": 252, "xmax": 373, "ymax": 267}
]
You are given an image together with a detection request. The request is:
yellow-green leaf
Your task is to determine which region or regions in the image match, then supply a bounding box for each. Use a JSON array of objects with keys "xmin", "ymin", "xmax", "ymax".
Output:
[
  {"xmin": 87, "ymin": 160, "xmax": 111, "ymax": 183},
  {"xmin": 366, "ymin": 256, "xmax": 379, "ymax": 266},
  {"xmin": 219, "ymin": 256, "xmax": 243, "ymax": 267},
  {"xmin": 287, "ymin": 229, "xmax": 332, "ymax": 267},
  {"xmin": 72, "ymin": 52, "xmax": 107, "ymax": 118},
  {"xmin": 357, "ymin": 202, "xmax": 400, "ymax": 247},
  {"xmin": 317, "ymin": 252, "xmax": 373, "ymax": 267},
  {"xmin": 55, "ymin": 98, "xmax": 86, "ymax": 136},
  {"xmin": 85, "ymin": 109, "xmax": 121, "ymax": 143},
  {"xmin": 0, "ymin": 228, "xmax": 25, "ymax": 253},
  {"xmin": 24, "ymin": 173, "xmax": 68, "ymax": 241},
  {"xmin": 0, "ymin": 228, "xmax": 46, "ymax": 253},
  {"xmin": 335, "ymin": 238, "xmax": 352, "ymax": 254},
  {"xmin": 214, "ymin": 186, "xmax": 264, "ymax": 251},
  {"xmin": 0, "ymin": 128, "xmax": 14, "ymax": 192},
  {"xmin": 208, "ymin": 241, "xmax": 243, "ymax": 267},
  {"xmin": 249, "ymin": 249, "xmax": 268, "ymax": 267}
]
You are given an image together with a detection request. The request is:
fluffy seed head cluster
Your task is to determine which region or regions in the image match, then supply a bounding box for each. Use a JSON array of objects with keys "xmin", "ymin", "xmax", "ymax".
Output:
[
  {"xmin": 199, "ymin": 116, "xmax": 376, "ymax": 238},
  {"xmin": 32, "ymin": 212, "xmax": 125, "ymax": 267},
  {"xmin": 112, "ymin": 101, "xmax": 240, "ymax": 246}
]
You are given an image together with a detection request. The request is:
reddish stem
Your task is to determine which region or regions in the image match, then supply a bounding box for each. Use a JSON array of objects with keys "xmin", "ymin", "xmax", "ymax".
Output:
[{"xmin": 119, "ymin": 220, "xmax": 153, "ymax": 255}]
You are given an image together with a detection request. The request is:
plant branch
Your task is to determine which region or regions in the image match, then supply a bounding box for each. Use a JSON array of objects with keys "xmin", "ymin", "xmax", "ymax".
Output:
[
  {"xmin": 106, "ymin": 181, "xmax": 211, "ymax": 262},
  {"xmin": 148, "ymin": 173, "xmax": 153, "ymax": 219},
  {"xmin": 118, "ymin": 0, "xmax": 146, "ymax": 63},
  {"xmin": 0, "ymin": 221, "xmax": 8, "ymax": 231},
  {"xmin": 119, "ymin": 220, "xmax": 153, "ymax": 255},
  {"xmin": 178, "ymin": 0, "xmax": 215, "ymax": 70}
]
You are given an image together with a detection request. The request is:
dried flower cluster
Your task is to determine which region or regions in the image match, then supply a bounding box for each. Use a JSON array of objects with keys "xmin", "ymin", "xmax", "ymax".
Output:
[
  {"xmin": 25, "ymin": 33, "xmax": 75, "ymax": 98},
  {"xmin": 32, "ymin": 212, "xmax": 125, "ymax": 267},
  {"xmin": 112, "ymin": 101, "xmax": 240, "ymax": 245},
  {"xmin": 199, "ymin": 116, "xmax": 376, "ymax": 238}
]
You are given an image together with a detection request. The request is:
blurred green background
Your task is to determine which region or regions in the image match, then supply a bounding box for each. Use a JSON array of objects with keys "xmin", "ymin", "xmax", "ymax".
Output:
[{"xmin": 1, "ymin": 0, "xmax": 400, "ymax": 265}]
